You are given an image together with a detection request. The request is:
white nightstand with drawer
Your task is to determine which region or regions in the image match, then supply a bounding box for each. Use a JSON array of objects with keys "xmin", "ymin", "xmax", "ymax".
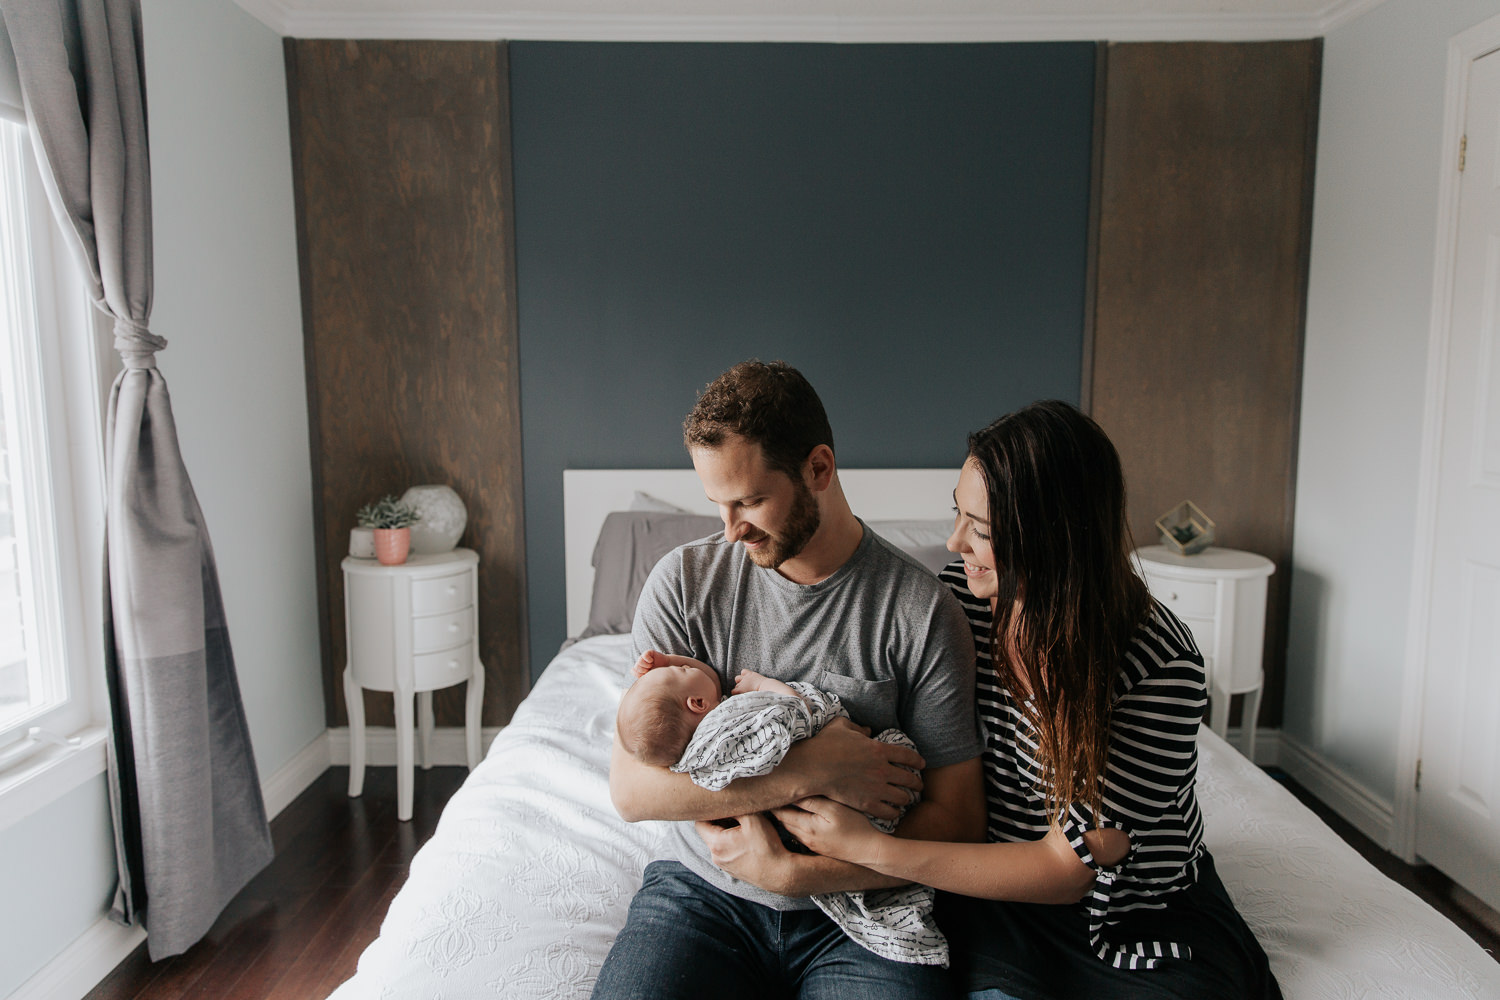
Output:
[
  {"xmin": 1132, "ymin": 545, "xmax": 1274, "ymax": 758},
  {"xmin": 343, "ymin": 547, "xmax": 485, "ymax": 821}
]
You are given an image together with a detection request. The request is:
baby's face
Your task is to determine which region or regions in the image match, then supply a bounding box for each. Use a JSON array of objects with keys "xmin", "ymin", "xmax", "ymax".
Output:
[{"xmin": 640, "ymin": 660, "xmax": 722, "ymax": 711}]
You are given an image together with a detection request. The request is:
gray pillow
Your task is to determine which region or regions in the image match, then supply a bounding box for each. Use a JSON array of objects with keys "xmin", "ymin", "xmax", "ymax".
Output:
[
  {"xmin": 580, "ymin": 511, "xmax": 722, "ymax": 638},
  {"xmin": 628, "ymin": 491, "xmax": 690, "ymax": 513}
]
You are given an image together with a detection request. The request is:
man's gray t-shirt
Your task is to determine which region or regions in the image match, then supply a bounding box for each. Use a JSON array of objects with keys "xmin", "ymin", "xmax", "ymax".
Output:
[{"xmin": 630, "ymin": 522, "xmax": 981, "ymax": 911}]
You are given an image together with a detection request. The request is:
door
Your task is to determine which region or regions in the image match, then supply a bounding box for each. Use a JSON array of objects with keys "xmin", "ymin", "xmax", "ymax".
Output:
[{"xmin": 1417, "ymin": 46, "xmax": 1500, "ymax": 911}]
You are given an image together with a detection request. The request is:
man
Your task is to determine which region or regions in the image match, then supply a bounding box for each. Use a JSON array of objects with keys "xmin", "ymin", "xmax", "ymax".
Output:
[{"xmin": 592, "ymin": 360, "xmax": 985, "ymax": 999}]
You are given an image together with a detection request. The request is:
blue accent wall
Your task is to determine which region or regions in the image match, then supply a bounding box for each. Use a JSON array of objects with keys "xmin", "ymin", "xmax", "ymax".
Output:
[{"xmin": 510, "ymin": 41, "xmax": 1096, "ymax": 679}]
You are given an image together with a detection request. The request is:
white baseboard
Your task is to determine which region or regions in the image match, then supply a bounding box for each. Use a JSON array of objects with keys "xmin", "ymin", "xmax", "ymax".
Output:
[
  {"xmin": 327, "ymin": 725, "xmax": 502, "ymax": 767},
  {"xmin": 1221, "ymin": 726, "xmax": 1281, "ymax": 768},
  {"xmin": 7, "ymin": 914, "xmax": 145, "ymax": 1000},
  {"xmin": 1272, "ymin": 730, "xmax": 1395, "ymax": 848},
  {"xmin": 261, "ymin": 731, "xmax": 332, "ymax": 820}
]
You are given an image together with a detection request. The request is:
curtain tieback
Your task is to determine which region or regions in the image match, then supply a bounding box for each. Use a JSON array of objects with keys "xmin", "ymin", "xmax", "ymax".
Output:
[{"xmin": 114, "ymin": 316, "xmax": 167, "ymax": 369}]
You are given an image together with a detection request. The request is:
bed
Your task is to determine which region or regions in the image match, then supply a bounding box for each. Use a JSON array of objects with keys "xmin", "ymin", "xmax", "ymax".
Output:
[{"xmin": 328, "ymin": 470, "xmax": 1500, "ymax": 999}]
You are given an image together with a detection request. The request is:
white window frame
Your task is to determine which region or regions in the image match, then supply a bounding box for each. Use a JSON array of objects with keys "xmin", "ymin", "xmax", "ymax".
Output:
[{"xmin": 0, "ymin": 116, "xmax": 116, "ymax": 825}]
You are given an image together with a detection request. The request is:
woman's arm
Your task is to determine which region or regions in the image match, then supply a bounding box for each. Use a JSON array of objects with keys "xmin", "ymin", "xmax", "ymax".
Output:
[
  {"xmin": 698, "ymin": 756, "xmax": 987, "ymax": 897},
  {"xmin": 774, "ymin": 795, "xmax": 1130, "ymax": 904}
]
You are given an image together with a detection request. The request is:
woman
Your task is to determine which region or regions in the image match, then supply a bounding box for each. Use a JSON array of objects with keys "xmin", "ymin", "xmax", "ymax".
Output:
[{"xmin": 776, "ymin": 400, "xmax": 1280, "ymax": 999}]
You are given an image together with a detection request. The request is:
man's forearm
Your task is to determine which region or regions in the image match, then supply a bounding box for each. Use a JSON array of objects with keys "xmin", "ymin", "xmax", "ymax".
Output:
[{"xmin": 610, "ymin": 737, "xmax": 806, "ymax": 822}]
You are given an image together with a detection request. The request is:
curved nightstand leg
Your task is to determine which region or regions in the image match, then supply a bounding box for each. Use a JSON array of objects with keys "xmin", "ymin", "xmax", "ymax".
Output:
[
  {"xmin": 395, "ymin": 688, "xmax": 415, "ymax": 822},
  {"xmin": 1242, "ymin": 682, "xmax": 1264, "ymax": 761},
  {"xmin": 465, "ymin": 652, "xmax": 485, "ymax": 770},
  {"xmin": 344, "ymin": 665, "xmax": 365, "ymax": 798},
  {"xmin": 418, "ymin": 691, "xmax": 434, "ymax": 771},
  {"xmin": 1209, "ymin": 681, "xmax": 1232, "ymax": 741}
]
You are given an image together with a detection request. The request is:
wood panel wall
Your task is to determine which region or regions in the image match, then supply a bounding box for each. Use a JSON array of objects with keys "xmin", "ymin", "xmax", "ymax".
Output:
[
  {"xmin": 1090, "ymin": 40, "xmax": 1321, "ymax": 728},
  {"xmin": 286, "ymin": 39, "xmax": 529, "ymax": 728}
]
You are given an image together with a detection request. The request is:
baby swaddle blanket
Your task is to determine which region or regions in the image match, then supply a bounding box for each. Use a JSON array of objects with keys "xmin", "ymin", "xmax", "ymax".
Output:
[{"xmin": 671, "ymin": 682, "xmax": 948, "ymax": 967}]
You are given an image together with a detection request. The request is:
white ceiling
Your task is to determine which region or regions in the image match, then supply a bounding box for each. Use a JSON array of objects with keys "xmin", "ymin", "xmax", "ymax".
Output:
[{"xmin": 231, "ymin": 0, "xmax": 1387, "ymax": 42}]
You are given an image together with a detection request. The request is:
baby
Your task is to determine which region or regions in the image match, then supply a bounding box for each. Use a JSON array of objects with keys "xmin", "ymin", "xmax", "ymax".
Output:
[{"xmin": 615, "ymin": 649, "xmax": 948, "ymax": 968}]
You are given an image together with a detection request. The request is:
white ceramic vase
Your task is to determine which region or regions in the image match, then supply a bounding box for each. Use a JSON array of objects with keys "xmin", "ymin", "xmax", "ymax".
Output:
[
  {"xmin": 349, "ymin": 526, "xmax": 376, "ymax": 559},
  {"xmin": 401, "ymin": 484, "xmax": 468, "ymax": 554}
]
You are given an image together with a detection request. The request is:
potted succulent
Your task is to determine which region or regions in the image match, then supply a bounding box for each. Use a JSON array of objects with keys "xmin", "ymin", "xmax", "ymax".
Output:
[{"xmin": 356, "ymin": 495, "xmax": 422, "ymax": 565}]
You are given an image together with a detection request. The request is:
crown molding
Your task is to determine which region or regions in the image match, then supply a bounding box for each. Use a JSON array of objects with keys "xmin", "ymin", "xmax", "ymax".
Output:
[
  {"xmin": 231, "ymin": 0, "xmax": 298, "ymax": 35},
  {"xmin": 232, "ymin": 0, "xmax": 1389, "ymax": 42},
  {"xmin": 1318, "ymin": 0, "xmax": 1389, "ymax": 33}
]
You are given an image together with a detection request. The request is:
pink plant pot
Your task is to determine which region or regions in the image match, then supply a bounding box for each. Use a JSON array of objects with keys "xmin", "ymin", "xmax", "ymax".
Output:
[{"xmin": 373, "ymin": 527, "xmax": 411, "ymax": 565}]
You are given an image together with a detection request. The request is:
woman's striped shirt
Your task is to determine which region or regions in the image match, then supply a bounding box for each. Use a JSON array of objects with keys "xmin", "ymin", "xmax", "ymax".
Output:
[{"xmin": 938, "ymin": 560, "xmax": 1209, "ymax": 969}]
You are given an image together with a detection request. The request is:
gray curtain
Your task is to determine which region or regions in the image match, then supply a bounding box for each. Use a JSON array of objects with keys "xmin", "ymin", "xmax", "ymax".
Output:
[{"xmin": 0, "ymin": 0, "xmax": 273, "ymax": 959}]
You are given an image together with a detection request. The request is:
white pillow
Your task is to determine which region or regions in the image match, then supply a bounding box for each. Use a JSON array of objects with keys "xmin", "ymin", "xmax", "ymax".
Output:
[{"xmin": 869, "ymin": 519, "xmax": 953, "ymax": 575}]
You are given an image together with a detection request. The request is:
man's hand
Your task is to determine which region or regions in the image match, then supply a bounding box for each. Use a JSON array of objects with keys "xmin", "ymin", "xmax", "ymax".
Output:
[
  {"xmin": 694, "ymin": 814, "xmax": 797, "ymax": 895},
  {"xmin": 783, "ymin": 718, "xmax": 925, "ymax": 821}
]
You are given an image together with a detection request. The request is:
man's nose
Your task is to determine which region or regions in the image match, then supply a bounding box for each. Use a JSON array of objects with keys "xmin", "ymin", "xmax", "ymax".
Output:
[{"xmin": 721, "ymin": 506, "xmax": 748, "ymax": 541}]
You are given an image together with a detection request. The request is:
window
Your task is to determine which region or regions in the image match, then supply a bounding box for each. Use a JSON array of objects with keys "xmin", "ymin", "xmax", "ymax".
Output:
[{"xmin": 0, "ymin": 117, "xmax": 108, "ymax": 758}]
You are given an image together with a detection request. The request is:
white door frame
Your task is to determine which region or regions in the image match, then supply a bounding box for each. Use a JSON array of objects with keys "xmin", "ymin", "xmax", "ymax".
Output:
[{"xmin": 1395, "ymin": 11, "xmax": 1500, "ymax": 863}]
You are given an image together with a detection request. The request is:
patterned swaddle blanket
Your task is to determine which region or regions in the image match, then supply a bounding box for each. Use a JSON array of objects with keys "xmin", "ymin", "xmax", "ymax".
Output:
[{"xmin": 671, "ymin": 682, "xmax": 948, "ymax": 967}]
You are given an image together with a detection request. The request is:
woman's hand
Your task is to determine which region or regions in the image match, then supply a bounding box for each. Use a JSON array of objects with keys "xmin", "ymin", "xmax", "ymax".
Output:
[{"xmin": 773, "ymin": 796, "xmax": 888, "ymax": 870}]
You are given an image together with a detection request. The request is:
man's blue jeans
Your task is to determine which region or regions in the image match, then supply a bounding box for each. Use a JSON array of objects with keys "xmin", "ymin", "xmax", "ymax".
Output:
[{"xmin": 591, "ymin": 861, "xmax": 952, "ymax": 1000}]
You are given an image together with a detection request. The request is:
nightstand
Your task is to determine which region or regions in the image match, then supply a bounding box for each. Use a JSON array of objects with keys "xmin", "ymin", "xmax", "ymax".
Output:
[
  {"xmin": 342, "ymin": 547, "xmax": 485, "ymax": 821},
  {"xmin": 1132, "ymin": 545, "xmax": 1274, "ymax": 759}
]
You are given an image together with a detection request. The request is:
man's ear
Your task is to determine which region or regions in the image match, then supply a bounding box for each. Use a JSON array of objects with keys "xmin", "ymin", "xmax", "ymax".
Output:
[
  {"xmin": 687, "ymin": 695, "xmax": 713, "ymax": 715},
  {"xmin": 804, "ymin": 444, "xmax": 836, "ymax": 493}
]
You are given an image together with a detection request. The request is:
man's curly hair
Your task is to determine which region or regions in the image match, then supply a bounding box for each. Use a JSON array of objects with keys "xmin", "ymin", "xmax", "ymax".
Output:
[{"xmin": 683, "ymin": 360, "xmax": 834, "ymax": 478}]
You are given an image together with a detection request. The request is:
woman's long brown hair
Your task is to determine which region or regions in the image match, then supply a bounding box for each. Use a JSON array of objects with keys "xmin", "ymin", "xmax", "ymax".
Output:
[{"xmin": 968, "ymin": 400, "xmax": 1149, "ymax": 824}]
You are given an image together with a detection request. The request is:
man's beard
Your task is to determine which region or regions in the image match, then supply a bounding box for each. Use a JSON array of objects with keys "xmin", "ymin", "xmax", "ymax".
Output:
[{"xmin": 745, "ymin": 478, "xmax": 821, "ymax": 569}]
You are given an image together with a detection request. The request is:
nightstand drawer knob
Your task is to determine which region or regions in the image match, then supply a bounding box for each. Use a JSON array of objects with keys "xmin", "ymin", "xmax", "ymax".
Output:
[
  {"xmin": 412, "ymin": 639, "xmax": 475, "ymax": 686},
  {"xmin": 448, "ymin": 623, "xmax": 459, "ymax": 632},
  {"xmin": 411, "ymin": 572, "xmax": 473, "ymax": 615}
]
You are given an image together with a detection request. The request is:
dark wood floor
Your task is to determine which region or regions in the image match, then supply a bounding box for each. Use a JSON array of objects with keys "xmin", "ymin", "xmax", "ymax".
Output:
[
  {"xmin": 85, "ymin": 765, "xmax": 469, "ymax": 1000},
  {"xmin": 85, "ymin": 763, "xmax": 1498, "ymax": 999}
]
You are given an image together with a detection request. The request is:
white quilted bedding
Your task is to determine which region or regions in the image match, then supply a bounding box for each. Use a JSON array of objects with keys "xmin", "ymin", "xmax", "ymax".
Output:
[{"xmin": 329, "ymin": 634, "xmax": 1500, "ymax": 999}]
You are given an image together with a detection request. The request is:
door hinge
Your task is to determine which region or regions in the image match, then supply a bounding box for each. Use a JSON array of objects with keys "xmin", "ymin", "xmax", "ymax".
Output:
[
  {"xmin": 1459, "ymin": 135, "xmax": 1467, "ymax": 172},
  {"xmin": 1415, "ymin": 759, "xmax": 1422, "ymax": 790}
]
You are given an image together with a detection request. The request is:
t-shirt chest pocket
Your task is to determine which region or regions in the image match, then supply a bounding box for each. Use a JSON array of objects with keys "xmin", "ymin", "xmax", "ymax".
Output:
[{"xmin": 816, "ymin": 670, "xmax": 899, "ymax": 734}]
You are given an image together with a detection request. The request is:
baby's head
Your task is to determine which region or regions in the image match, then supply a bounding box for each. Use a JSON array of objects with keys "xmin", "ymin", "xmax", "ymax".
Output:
[{"xmin": 616, "ymin": 661, "xmax": 723, "ymax": 766}]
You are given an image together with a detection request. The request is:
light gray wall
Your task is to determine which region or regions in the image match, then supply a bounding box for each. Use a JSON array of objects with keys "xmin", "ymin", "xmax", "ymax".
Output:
[
  {"xmin": 1, "ymin": 1, "xmax": 316, "ymax": 993},
  {"xmin": 1287, "ymin": 0, "xmax": 1500, "ymax": 803},
  {"xmin": 142, "ymin": 0, "xmax": 323, "ymax": 776},
  {"xmin": 0, "ymin": 778, "xmax": 118, "ymax": 995}
]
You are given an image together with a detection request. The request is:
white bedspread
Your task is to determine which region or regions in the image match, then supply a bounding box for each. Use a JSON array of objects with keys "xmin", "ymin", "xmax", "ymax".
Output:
[{"xmin": 329, "ymin": 634, "xmax": 1500, "ymax": 999}]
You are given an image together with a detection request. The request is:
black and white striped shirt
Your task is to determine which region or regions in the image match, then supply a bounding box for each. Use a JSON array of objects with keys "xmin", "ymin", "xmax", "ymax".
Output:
[{"xmin": 939, "ymin": 560, "xmax": 1209, "ymax": 969}]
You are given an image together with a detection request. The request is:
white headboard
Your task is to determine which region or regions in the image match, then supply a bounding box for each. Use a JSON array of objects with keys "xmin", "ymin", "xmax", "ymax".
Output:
[{"xmin": 562, "ymin": 468, "xmax": 958, "ymax": 637}]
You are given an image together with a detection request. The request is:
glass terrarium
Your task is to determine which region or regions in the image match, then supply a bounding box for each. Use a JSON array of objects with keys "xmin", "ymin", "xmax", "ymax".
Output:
[{"xmin": 1155, "ymin": 500, "xmax": 1215, "ymax": 555}]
